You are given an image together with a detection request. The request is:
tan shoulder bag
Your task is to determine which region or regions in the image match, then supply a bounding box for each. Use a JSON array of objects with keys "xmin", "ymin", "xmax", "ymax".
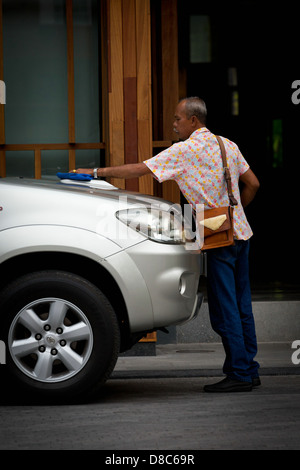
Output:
[{"xmin": 196, "ymin": 135, "xmax": 238, "ymax": 250}]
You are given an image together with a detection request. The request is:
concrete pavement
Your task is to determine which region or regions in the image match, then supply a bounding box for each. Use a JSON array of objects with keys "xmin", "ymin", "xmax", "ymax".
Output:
[
  {"xmin": 2, "ymin": 374, "xmax": 300, "ymax": 450},
  {"xmin": 1, "ymin": 342, "xmax": 300, "ymax": 450},
  {"xmin": 114, "ymin": 341, "xmax": 300, "ymax": 379}
]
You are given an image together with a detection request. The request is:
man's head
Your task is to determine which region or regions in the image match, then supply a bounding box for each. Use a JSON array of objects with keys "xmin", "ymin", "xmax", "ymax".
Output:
[{"xmin": 173, "ymin": 97, "xmax": 207, "ymax": 141}]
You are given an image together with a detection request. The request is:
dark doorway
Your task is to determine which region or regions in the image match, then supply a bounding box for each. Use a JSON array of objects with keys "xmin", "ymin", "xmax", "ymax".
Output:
[{"xmin": 178, "ymin": 1, "xmax": 300, "ymax": 288}]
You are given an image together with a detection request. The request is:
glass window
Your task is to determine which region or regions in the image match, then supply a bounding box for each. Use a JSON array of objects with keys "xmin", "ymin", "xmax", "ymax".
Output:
[
  {"xmin": 190, "ymin": 15, "xmax": 211, "ymax": 63},
  {"xmin": 3, "ymin": 0, "xmax": 69, "ymax": 144},
  {"xmin": 41, "ymin": 150, "xmax": 69, "ymax": 179},
  {"xmin": 73, "ymin": 0, "xmax": 101, "ymax": 143},
  {"xmin": 2, "ymin": 0, "xmax": 102, "ymax": 178},
  {"xmin": 40, "ymin": 149, "xmax": 103, "ymax": 180},
  {"xmin": 5, "ymin": 151, "xmax": 35, "ymax": 177},
  {"xmin": 74, "ymin": 148, "xmax": 103, "ymax": 169}
]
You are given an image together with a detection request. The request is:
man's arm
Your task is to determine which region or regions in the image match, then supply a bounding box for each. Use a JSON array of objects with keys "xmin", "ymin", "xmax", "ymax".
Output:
[
  {"xmin": 239, "ymin": 168, "xmax": 260, "ymax": 207},
  {"xmin": 76, "ymin": 162, "xmax": 152, "ymax": 179}
]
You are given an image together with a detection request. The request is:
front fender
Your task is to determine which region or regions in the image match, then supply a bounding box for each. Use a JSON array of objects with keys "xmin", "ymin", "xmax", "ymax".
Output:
[
  {"xmin": 0, "ymin": 225, "xmax": 121, "ymax": 263},
  {"xmin": 0, "ymin": 225, "xmax": 155, "ymax": 333}
]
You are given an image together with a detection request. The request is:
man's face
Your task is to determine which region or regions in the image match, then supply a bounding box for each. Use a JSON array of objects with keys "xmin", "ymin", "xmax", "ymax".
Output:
[{"xmin": 173, "ymin": 101, "xmax": 195, "ymax": 141}]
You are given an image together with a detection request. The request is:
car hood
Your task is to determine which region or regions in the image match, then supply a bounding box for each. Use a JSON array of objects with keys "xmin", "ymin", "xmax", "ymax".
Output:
[
  {"xmin": 0, "ymin": 177, "xmax": 181, "ymax": 248},
  {"xmin": 0, "ymin": 176, "xmax": 170, "ymax": 206}
]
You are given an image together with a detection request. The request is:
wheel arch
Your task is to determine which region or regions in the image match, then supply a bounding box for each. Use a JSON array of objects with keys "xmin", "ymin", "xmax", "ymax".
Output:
[{"xmin": 0, "ymin": 252, "xmax": 132, "ymax": 352}]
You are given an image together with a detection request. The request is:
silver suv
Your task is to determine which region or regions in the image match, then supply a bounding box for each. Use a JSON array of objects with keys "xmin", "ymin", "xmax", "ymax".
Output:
[{"xmin": 0, "ymin": 177, "xmax": 202, "ymax": 400}]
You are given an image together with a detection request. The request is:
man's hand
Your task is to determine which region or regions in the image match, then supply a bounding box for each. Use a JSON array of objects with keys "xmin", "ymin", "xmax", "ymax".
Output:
[{"xmin": 75, "ymin": 168, "xmax": 93, "ymax": 175}]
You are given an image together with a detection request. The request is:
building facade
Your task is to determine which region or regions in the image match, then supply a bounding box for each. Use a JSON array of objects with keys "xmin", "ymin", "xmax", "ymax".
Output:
[
  {"xmin": 0, "ymin": 0, "xmax": 180, "ymax": 206},
  {"xmin": 0, "ymin": 0, "xmax": 299, "ymax": 286}
]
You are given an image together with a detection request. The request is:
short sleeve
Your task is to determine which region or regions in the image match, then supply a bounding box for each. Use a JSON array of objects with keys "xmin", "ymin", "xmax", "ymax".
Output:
[
  {"xmin": 144, "ymin": 143, "xmax": 184, "ymax": 183},
  {"xmin": 236, "ymin": 149, "xmax": 250, "ymax": 176}
]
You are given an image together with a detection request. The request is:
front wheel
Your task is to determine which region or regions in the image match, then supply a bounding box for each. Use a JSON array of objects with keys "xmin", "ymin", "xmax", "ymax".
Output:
[{"xmin": 0, "ymin": 271, "xmax": 120, "ymax": 401}]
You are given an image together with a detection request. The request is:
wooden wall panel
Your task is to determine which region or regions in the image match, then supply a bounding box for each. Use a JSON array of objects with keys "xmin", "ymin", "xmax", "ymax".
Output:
[
  {"xmin": 66, "ymin": 0, "xmax": 75, "ymax": 146},
  {"xmin": 100, "ymin": 0, "xmax": 109, "ymax": 153},
  {"xmin": 107, "ymin": 0, "xmax": 153, "ymax": 195},
  {"xmin": 161, "ymin": 0, "xmax": 180, "ymax": 204},
  {"xmin": 34, "ymin": 149, "xmax": 41, "ymax": 179},
  {"xmin": 161, "ymin": 0, "xmax": 178, "ymax": 141},
  {"xmin": 123, "ymin": 76, "xmax": 138, "ymax": 167},
  {"xmin": 122, "ymin": 0, "xmax": 137, "ymax": 78},
  {"xmin": 136, "ymin": 0, "xmax": 153, "ymax": 195},
  {"xmin": 123, "ymin": 0, "xmax": 138, "ymax": 191},
  {"xmin": 108, "ymin": 0, "xmax": 125, "ymax": 189}
]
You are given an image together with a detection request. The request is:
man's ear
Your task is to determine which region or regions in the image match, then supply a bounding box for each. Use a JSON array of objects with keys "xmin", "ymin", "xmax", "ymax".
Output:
[{"xmin": 191, "ymin": 115, "xmax": 198, "ymax": 127}]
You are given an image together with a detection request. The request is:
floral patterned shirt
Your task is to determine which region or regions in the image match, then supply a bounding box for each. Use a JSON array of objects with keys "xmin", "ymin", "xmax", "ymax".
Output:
[{"xmin": 144, "ymin": 127, "xmax": 253, "ymax": 240}]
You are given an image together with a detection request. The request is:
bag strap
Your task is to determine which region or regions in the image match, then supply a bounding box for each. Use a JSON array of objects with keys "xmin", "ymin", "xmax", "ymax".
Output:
[{"xmin": 215, "ymin": 135, "xmax": 238, "ymax": 206}]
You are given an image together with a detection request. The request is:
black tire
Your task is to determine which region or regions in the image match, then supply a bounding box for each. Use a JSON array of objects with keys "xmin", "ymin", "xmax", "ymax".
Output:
[{"xmin": 0, "ymin": 271, "xmax": 120, "ymax": 402}]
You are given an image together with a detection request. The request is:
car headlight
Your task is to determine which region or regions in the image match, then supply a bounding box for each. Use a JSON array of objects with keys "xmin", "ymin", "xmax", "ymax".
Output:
[{"xmin": 116, "ymin": 207, "xmax": 186, "ymax": 244}]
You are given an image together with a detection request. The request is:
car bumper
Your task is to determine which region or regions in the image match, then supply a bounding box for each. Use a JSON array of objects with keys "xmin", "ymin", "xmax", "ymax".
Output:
[
  {"xmin": 104, "ymin": 240, "xmax": 202, "ymax": 332},
  {"xmin": 180, "ymin": 291, "xmax": 204, "ymax": 325}
]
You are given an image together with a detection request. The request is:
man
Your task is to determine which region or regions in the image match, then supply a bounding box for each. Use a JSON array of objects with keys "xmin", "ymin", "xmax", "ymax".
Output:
[{"xmin": 76, "ymin": 97, "xmax": 260, "ymax": 392}]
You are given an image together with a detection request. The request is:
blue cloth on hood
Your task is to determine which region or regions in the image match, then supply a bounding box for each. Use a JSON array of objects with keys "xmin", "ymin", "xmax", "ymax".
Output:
[{"xmin": 57, "ymin": 172, "xmax": 93, "ymax": 181}]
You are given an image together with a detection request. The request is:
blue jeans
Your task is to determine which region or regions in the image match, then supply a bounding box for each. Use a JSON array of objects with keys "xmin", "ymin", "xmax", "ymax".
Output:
[{"xmin": 206, "ymin": 240, "xmax": 259, "ymax": 382}]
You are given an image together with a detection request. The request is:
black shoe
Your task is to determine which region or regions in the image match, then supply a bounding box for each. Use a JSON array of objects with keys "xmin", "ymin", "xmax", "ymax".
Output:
[
  {"xmin": 204, "ymin": 376, "xmax": 252, "ymax": 393},
  {"xmin": 252, "ymin": 377, "xmax": 261, "ymax": 387}
]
